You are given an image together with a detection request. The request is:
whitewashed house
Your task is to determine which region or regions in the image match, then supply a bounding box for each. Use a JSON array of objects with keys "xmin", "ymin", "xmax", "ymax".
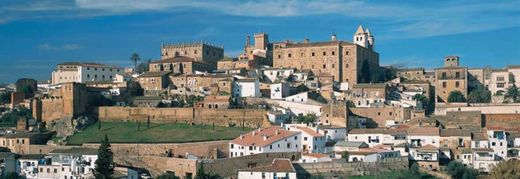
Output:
[
  {"xmin": 284, "ymin": 124, "xmax": 326, "ymax": 153},
  {"xmin": 270, "ymin": 83, "xmax": 290, "ymax": 99},
  {"xmin": 229, "ymin": 127, "xmax": 301, "ymax": 157},
  {"xmin": 237, "ymin": 158, "xmax": 297, "ymax": 179},
  {"xmin": 233, "ymin": 78, "xmax": 261, "ymax": 98}
]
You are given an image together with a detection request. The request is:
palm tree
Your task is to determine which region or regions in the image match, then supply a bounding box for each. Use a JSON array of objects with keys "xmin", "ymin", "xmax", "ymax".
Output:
[{"xmin": 130, "ymin": 53, "xmax": 141, "ymax": 73}]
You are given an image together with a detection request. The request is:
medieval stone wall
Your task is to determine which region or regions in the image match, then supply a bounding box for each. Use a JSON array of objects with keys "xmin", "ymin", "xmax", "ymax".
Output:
[
  {"xmin": 97, "ymin": 107, "xmax": 270, "ymax": 128},
  {"xmin": 294, "ymin": 156, "xmax": 409, "ymax": 178}
]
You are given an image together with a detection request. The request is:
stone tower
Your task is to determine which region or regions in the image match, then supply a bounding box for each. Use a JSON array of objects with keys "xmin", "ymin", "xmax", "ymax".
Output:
[
  {"xmin": 254, "ymin": 33, "xmax": 268, "ymax": 50},
  {"xmin": 353, "ymin": 25, "xmax": 375, "ymax": 51},
  {"xmin": 444, "ymin": 56, "xmax": 460, "ymax": 67}
]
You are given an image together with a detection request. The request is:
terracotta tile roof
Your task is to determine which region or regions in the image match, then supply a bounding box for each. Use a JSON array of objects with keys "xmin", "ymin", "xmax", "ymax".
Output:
[
  {"xmin": 349, "ymin": 128, "xmax": 407, "ymax": 135},
  {"xmin": 417, "ymin": 144, "xmax": 438, "ymax": 153},
  {"xmin": 440, "ymin": 128, "xmax": 471, "ymax": 137},
  {"xmin": 303, "ymin": 153, "xmax": 329, "ymax": 158},
  {"xmin": 231, "ymin": 127, "xmax": 300, "ymax": 147},
  {"xmin": 408, "ymin": 127, "xmax": 439, "ymax": 136},
  {"xmin": 473, "ymin": 148, "xmax": 494, "ymax": 152},
  {"xmin": 242, "ymin": 158, "xmax": 296, "ymax": 173},
  {"xmin": 150, "ymin": 56, "xmax": 196, "ymax": 64},
  {"xmin": 294, "ymin": 126, "xmax": 323, "ymax": 137}
]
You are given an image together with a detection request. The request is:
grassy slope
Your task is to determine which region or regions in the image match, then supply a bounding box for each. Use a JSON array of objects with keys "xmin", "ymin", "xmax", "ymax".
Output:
[{"xmin": 67, "ymin": 121, "xmax": 252, "ymax": 145}]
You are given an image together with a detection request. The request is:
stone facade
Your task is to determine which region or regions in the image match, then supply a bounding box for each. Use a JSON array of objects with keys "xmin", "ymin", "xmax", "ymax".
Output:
[
  {"xmin": 434, "ymin": 56, "xmax": 468, "ymax": 103},
  {"xmin": 97, "ymin": 107, "xmax": 270, "ymax": 128},
  {"xmin": 161, "ymin": 42, "xmax": 224, "ymax": 68},
  {"xmin": 347, "ymin": 106, "xmax": 412, "ymax": 128},
  {"xmin": 273, "ymin": 27, "xmax": 379, "ymax": 86},
  {"xmin": 34, "ymin": 82, "xmax": 88, "ymax": 122},
  {"xmin": 149, "ymin": 56, "xmax": 211, "ymax": 74},
  {"xmin": 294, "ymin": 157, "xmax": 408, "ymax": 178}
]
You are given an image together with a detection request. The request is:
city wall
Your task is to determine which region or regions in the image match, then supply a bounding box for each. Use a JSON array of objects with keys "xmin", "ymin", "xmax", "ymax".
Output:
[
  {"xmin": 82, "ymin": 140, "xmax": 229, "ymax": 159},
  {"xmin": 294, "ymin": 156, "xmax": 409, "ymax": 178},
  {"xmin": 97, "ymin": 107, "xmax": 271, "ymax": 128}
]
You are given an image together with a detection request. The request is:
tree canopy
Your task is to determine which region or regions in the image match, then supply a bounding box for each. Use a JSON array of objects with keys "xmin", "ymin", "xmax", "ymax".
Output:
[
  {"xmin": 295, "ymin": 113, "xmax": 317, "ymax": 125},
  {"xmin": 95, "ymin": 134, "xmax": 114, "ymax": 178},
  {"xmin": 448, "ymin": 90, "xmax": 466, "ymax": 103},
  {"xmin": 467, "ymin": 86, "xmax": 491, "ymax": 103},
  {"xmin": 446, "ymin": 161, "xmax": 478, "ymax": 179},
  {"xmin": 505, "ymin": 84, "xmax": 520, "ymax": 103},
  {"xmin": 489, "ymin": 159, "xmax": 520, "ymax": 179},
  {"xmin": 130, "ymin": 53, "xmax": 141, "ymax": 72}
]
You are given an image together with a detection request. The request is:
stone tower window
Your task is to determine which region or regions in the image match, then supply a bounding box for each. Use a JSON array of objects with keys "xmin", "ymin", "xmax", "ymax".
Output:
[
  {"xmin": 323, "ymin": 52, "xmax": 326, "ymax": 56},
  {"xmin": 312, "ymin": 52, "xmax": 315, "ymax": 56},
  {"xmin": 194, "ymin": 50, "xmax": 197, "ymax": 54},
  {"xmin": 346, "ymin": 51, "xmax": 349, "ymax": 55},
  {"xmin": 288, "ymin": 53, "xmax": 292, "ymax": 58},
  {"xmin": 332, "ymin": 51, "xmax": 335, "ymax": 55},
  {"xmin": 456, "ymin": 81, "xmax": 460, "ymax": 88},
  {"xmin": 323, "ymin": 65, "xmax": 326, "ymax": 69}
]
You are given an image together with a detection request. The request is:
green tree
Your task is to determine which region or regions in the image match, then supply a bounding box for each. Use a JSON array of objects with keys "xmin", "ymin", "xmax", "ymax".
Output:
[
  {"xmin": 467, "ymin": 86, "xmax": 491, "ymax": 103},
  {"xmin": 341, "ymin": 151, "xmax": 349, "ymax": 160},
  {"xmin": 448, "ymin": 90, "xmax": 466, "ymax": 103},
  {"xmin": 414, "ymin": 94, "xmax": 429, "ymax": 110},
  {"xmin": 4, "ymin": 172, "xmax": 20, "ymax": 179},
  {"xmin": 21, "ymin": 85, "xmax": 33, "ymax": 97},
  {"xmin": 446, "ymin": 161, "xmax": 478, "ymax": 179},
  {"xmin": 489, "ymin": 159, "xmax": 520, "ymax": 179},
  {"xmin": 295, "ymin": 113, "xmax": 317, "ymax": 125},
  {"xmin": 505, "ymin": 84, "xmax": 520, "ymax": 103},
  {"xmin": 130, "ymin": 53, "xmax": 141, "ymax": 73},
  {"xmin": 195, "ymin": 163, "xmax": 220, "ymax": 179},
  {"xmin": 0, "ymin": 92, "xmax": 11, "ymax": 104},
  {"xmin": 95, "ymin": 134, "xmax": 114, "ymax": 178},
  {"xmin": 409, "ymin": 163, "xmax": 420, "ymax": 177},
  {"xmin": 345, "ymin": 100, "xmax": 355, "ymax": 108},
  {"xmin": 185, "ymin": 95, "xmax": 204, "ymax": 107}
]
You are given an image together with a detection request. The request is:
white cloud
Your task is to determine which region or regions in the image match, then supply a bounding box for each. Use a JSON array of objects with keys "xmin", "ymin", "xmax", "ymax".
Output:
[
  {"xmin": 39, "ymin": 43, "xmax": 82, "ymax": 50},
  {"xmin": 1, "ymin": 0, "xmax": 519, "ymax": 38}
]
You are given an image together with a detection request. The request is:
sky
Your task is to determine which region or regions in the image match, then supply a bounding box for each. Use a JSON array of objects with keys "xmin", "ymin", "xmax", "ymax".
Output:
[{"xmin": 0, "ymin": 0, "xmax": 519, "ymax": 83}]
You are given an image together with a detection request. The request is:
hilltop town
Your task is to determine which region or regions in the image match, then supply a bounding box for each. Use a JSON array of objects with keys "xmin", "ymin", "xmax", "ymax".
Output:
[{"xmin": 1, "ymin": 25, "xmax": 520, "ymax": 179}]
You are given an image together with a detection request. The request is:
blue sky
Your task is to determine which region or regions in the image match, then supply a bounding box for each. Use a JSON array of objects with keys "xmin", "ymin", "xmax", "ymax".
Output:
[{"xmin": 0, "ymin": 0, "xmax": 519, "ymax": 83}]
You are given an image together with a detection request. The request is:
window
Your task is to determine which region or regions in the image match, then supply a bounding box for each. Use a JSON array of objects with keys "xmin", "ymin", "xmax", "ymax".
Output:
[
  {"xmin": 323, "ymin": 52, "xmax": 326, "ymax": 55},
  {"xmin": 323, "ymin": 64, "xmax": 326, "ymax": 69},
  {"xmin": 230, "ymin": 144, "xmax": 234, "ymax": 149},
  {"xmin": 287, "ymin": 143, "xmax": 291, "ymax": 148},
  {"xmin": 455, "ymin": 81, "xmax": 460, "ymax": 88},
  {"xmin": 442, "ymin": 72, "xmax": 447, "ymax": 79},
  {"xmin": 312, "ymin": 52, "xmax": 315, "ymax": 56},
  {"xmin": 442, "ymin": 82, "xmax": 447, "ymax": 88},
  {"xmin": 304, "ymin": 137, "xmax": 308, "ymax": 141},
  {"xmin": 455, "ymin": 72, "xmax": 460, "ymax": 78},
  {"xmin": 288, "ymin": 53, "xmax": 292, "ymax": 58}
]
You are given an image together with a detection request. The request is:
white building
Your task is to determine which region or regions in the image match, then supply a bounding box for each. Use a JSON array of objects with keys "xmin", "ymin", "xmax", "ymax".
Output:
[
  {"xmin": 267, "ymin": 110, "xmax": 290, "ymax": 124},
  {"xmin": 270, "ymin": 83, "xmax": 290, "ymax": 99},
  {"xmin": 51, "ymin": 62, "xmax": 124, "ymax": 84},
  {"xmin": 233, "ymin": 78, "xmax": 261, "ymax": 98},
  {"xmin": 237, "ymin": 158, "xmax": 297, "ymax": 179},
  {"xmin": 299, "ymin": 153, "xmax": 332, "ymax": 163},
  {"xmin": 284, "ymin": 92, "xmax": 308, "ymax": 103},
  {"xmin": 263, "ymin": 68, "xmax": 294, "ymax": 83},
  {"xmin": 284, "ymin": 124, "xmax": 326, "ymax": 153},
  {"xmin": 37, "ymin": 148, "xmax": 98, "ymax": 179},
  {"xmin": 347, "ymin": 128, "xmax": 408, "ymax": 147},
  {"xmin": 471, "ymin": 148, "xmax": 499, "ymax": 173},
  {"xmin": 229, "ymin": 127, "xmax": 301, "ymax": 157},
  {"xmin": 486, "ymin": 128, "xmax": 508, "ymax": 160},
  {"xmin": 18, "ymin": 154, "xmax": 45, "ymax": 179},
  {"xmin": 318, "ymin": 125, "xmax": 347, "ymax": 142}
]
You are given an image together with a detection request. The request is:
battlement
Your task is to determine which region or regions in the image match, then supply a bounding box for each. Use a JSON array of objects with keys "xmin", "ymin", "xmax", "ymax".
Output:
[{"xmin": 161, "ymin": 41, "xmax": 224, "ymax": 49}]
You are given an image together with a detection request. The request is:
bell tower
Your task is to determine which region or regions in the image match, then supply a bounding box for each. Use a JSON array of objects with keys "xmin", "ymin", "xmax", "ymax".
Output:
[{"xmin": 353, "ymin": 25, "xmax": 375, "ymax": 51}]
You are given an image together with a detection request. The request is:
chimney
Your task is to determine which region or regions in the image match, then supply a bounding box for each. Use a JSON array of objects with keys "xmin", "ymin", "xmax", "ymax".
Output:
[
  {"xmin": 240, "ymin": 134, "xmax": 244, "ymax": 139},
  {"xmin": 304, "ymin": 38, "xmax": 309, "ymax": 44},
  {"xmin": 252, "ymin": 131, "xmax": 256, "ymax": 136},
  {"xmin": 331, "ymin": 33, "xmax": 337, "ymax": 41},
  {"xmin": 263, "ymin": 135, "xmax": 268, "ymax": 140},
  {"xmin": 275, "ymin": 129, "xmax": 279, "ymax": 135}
]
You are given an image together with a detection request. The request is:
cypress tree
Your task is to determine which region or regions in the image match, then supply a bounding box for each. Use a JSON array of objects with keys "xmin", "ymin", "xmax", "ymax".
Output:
[{"xmin": 95, "ymin": 134, "xmax": 114, "ymax": 178}]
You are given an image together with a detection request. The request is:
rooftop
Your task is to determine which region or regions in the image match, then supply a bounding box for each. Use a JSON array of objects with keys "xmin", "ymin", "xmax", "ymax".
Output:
[
  {"xmin": 150, "ymin": 56, "xmax": 196, "ymax": 64},
  {"xmin": 352, "ymin": 83, "xmax": 387, "ymax": 89},
  {"xmin": 241, "ymin": 158, "xmax": 295, "ymax": 173},
  {"xmin": 138, "ymin": 71, "xmax": 171, "ymax": 78},
  {"xmin": 408, "ymin": 127, "xmax": 439, "ymax": 136},
  {"xmin": 231, "ymin": 127, "xmax": 300, "ymax": 147}
]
